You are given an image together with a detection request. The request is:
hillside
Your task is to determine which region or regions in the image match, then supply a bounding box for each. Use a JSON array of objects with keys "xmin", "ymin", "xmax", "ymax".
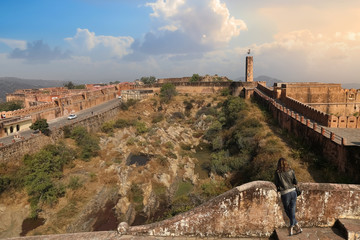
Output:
[
  {"xmin": 0, "ymin": 77, "xmax": 67, "ymax": 101},
  {"xmin": 0, "ymin": 93, "xmax": 349, "ymax": 238}
]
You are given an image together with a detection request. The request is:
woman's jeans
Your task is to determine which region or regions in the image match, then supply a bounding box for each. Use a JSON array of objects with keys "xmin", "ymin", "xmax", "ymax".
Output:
[{"xmin": 281, "ymin": 190, "xmax": 298, "ymax": 226}]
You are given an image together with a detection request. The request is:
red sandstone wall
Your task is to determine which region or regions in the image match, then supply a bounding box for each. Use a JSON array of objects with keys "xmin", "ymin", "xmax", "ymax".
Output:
[
  {"xmin": 282, "ymin": 83, "xmax": 359, "ymax": 116},
  {"xmin": 254, "ymin": 89, "xmax": 360, "ymax": 181},
  {"xmin": 280, "ymin": 96, "xmax": 330, "ymax": 126},
  {"xmin": 157, "ymin": 77, "xmax": 191, "ymax": 84}
]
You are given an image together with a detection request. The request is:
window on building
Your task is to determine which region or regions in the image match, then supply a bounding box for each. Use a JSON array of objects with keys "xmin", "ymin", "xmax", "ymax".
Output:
[
  {"xmin": 16, "ymin": 125, "xmax": 20, "ymax": 131},
  {"xmin": 10, "ymin": 126, "xmax": 13, "ymax": 133}
]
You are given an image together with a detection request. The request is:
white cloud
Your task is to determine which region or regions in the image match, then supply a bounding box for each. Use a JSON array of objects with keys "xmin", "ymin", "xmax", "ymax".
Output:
[
  {"xmin": 235, "ymin": 29, "xmax": 360, "ymax": 83},
  {"xmin": 145, "ymin": 0, "xmax": 247, "ymax": 47},
  {"xmin": 0, "ymin": 38, "xmax": 26, "ymax": 50},
  {"xmin": 65, "ymin": 28, "xmax": 134, "ymax": 60}
]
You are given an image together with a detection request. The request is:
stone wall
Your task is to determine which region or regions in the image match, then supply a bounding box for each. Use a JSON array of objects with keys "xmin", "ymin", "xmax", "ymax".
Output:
[
  {"xmin": 261, "ymin": 83, "xmax": 360, "ymax": 128},
  {"xmin": 280, "ymin": 83, "xmax": 360, "ymax": 116},
  {"xmin": 136, "ymin": 81, "xmax": 258, "ymax": 97},
  {"xmin": 0, "ymin": 104, "xmax": 122, "ymax": 164},
  {"xmin": 119, "ymin": 181, "xmax": 360, "ymax": 238},
  {"xmin": 254, "ymin": 88, "xmax": 360, "ymax": 181},
  {"xmin": 7, "ymin": 181, "xmax": 360, "ymax": 239}
]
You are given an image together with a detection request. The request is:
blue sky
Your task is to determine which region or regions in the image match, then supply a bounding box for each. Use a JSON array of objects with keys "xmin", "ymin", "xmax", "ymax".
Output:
[{"xmin": 1, "ymin": 0, "xmax": 360, "ymax": 84}]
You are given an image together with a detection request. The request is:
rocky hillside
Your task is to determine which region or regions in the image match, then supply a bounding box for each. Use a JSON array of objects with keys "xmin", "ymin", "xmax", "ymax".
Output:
[{"xmin": 1, "ymin": 92, "xmax": 345, "ymax": 238}]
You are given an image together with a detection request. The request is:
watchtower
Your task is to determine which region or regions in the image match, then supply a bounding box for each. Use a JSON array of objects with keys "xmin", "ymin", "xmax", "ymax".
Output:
[{"xmin": 245, "ymin": 56, "xmax": 253, "ymax": 82}]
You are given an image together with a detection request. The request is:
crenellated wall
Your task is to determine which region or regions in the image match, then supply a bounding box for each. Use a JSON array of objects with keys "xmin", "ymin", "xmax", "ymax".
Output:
[
  {"xmin": 259, "ymin": 83, "xmax": 360, "ymax": 128},
  {"xmin": 254, "ymin": 88, "xmax": 360, "ymax": 180}
]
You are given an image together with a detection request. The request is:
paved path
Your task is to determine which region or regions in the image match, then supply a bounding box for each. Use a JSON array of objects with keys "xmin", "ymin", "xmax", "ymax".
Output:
[
  {"xmin": 324, "ymin": 127, "xmax": 360, "ymax": 146},
  {"xmin": 0, "ymin": 98, "xmax": 121, "ymax": 146}
]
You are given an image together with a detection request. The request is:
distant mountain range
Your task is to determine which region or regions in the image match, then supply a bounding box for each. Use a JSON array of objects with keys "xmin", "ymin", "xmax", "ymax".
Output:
[{"xmin": 0, "ymin": 77, "xmax": 67, "ymax": 101}]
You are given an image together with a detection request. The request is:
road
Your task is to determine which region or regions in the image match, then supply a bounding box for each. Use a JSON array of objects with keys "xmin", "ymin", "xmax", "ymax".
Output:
[{"xmin": 0, "ymin": 98, "xmax": 121, "ymax": 146}]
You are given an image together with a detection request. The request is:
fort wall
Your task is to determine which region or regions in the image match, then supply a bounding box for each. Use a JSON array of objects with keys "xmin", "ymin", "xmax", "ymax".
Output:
[
  {"xmin": 280, "ymin": 83, "xmax": 360, "ymax": 116},
  {"xmin": 254, "ymin": 88, "xmax": 360, "ymax": 180},
  {"xmin": 0, "ymin": 104, "xmax": 122, "ymax": 164},
  {"xmin": 1, "ymin": 87, "xmax": 118, "ymax": 123},
  {"xmin": 136, "ymin": 81, "xmax": 258, "ymax": 98},
  {"xmin": 261, "ymin": 83, "xmax": 360, "ymax": 128}
]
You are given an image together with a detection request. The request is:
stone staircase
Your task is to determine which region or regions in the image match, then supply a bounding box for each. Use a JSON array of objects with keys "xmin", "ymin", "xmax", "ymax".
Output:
[{"xmin": 275, "ymin": 218, "xmax": 360, "ymax": 240}]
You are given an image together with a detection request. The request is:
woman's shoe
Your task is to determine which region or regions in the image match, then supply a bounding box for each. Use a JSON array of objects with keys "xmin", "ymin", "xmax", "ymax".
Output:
[
  {"xmin": 295, "ymin": 224, "xmax": 302, "ymax": 234},
  {"xmin": 289, "ymin": 226, "xmax": 294, "ymax": 236}
]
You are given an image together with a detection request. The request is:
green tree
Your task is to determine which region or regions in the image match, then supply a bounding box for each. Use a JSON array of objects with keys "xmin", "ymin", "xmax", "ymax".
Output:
[
  {"xmin": 140, "ymin": 76, "xmax": 156, "ymax": 85},
  {"xmin": 64, "ymin": 81, "xmax": 85, "ymax": 89},
  {"xmin": 0, "ymin": 101, "xmax": 23, "ymax": 111},
  {"xmin": 30, "ymin": 119, "xmax": 50, "ymax": 136},
  {"xmin": 222, "ymin": 96, "xmax": 247, "ymax": 127},
  {"xmin": 70, "ymin": 126, "xmax": 100, "ymax": 160},
  {"xmin": 64, "ymin": 81, "xmax": 75, "ymax": 89},
  {"xmin": 160, "ymin": 83, "xmax": 177, "ymax": 103},
  {"xmin": 190, "ymin": 74, "xmax": 200, "ymax": 82}
]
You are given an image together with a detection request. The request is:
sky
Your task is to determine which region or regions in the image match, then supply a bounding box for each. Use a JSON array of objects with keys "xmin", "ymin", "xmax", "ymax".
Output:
[{"xmin": 0, "ymin": 0, "xmax": 360, "ymax": 84}]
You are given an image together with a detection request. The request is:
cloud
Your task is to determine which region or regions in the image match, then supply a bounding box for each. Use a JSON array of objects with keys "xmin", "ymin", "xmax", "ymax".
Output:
[
  {"xmin": 8, "ymin": 40, "xmax": 71, "ymax": 64},
  {"xmin": 130, "ymin": 0, "xmax": 246, "ymax": 57},
  {"xmin": 237, "ymin": 29, "xmax": 360, "ymax": 83},
  {"xmin": 65, "ymin": 28, "xmax": 134, "ymax": 60},
  {"xmin": 0, "ymin": 38, "xmax": 27, "ymax": 50}
]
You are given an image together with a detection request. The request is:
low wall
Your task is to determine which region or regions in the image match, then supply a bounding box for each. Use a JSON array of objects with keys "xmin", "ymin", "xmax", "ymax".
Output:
[
  {"xmin": 118, "ymin": 181, "xmax": 360, "ymax": 238},
  {"xmin": 8, "ymin": 181, "xmax": 360, "ymax": 239}
]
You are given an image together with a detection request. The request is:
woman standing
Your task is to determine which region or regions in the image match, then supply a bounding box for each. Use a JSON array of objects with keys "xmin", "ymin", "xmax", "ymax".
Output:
[{"xmin": 274, "ymin": 158, "xmax": 302, "ymax": 236}]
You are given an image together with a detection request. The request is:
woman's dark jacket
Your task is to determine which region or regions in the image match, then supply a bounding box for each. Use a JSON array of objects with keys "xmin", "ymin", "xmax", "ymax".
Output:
[{"xmin": 274, "ymin": 169, "xmax": 298, "ymax": 192}]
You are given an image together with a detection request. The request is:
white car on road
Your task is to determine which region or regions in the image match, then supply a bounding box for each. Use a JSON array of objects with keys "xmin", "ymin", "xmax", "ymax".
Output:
[{"xmin": 67, "ymin": 114, "xmax": 77, "ymax": 120}]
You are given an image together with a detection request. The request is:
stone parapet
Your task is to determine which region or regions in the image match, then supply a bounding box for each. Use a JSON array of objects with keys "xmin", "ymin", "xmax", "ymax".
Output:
[{"xmin": 118, "ymin": 181, "xmax": 360, "ymax": 238}]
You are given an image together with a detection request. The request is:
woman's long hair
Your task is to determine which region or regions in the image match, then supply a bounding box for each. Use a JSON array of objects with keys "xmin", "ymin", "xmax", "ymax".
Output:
[{"xmin": 277, "ymin": 157, "xmax": 290, "ymax": 172}]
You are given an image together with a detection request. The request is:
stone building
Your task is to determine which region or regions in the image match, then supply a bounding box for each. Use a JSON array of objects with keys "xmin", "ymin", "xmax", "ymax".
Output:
[{"xmin": 0, "ymin": 116, "xmax": 32, "ymax": 138}]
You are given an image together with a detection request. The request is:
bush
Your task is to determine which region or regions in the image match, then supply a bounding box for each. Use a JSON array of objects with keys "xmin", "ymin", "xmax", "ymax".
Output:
[
  {"xmin": 172, "ymin": 112, "xmax": 185, "ymax": 120},
  {"xmin": 101, "ymin": 121, "xmax": 114, "ymax": 134},
  {"xmin": 222, "ymin": 96, "xmax": 247, "ymax": 127},
  {"xmin": 151, "ymin": 113, "xmax": 164, "ymax": 123},
  {"xmin": 30, "ymin": 119, "xmax": 50, "ymax": 136},
  {"xmin": 196, "ymin": 107, "xmax": 217, "ymax": 118},
  {"xmin": 165, "ymin": 141, "xmax": 174, "ymax": 149},
  {"xmin": 70, "ymin": 126, "xmax": 100, "ymax": 160},
  {"xmin": 120, "ymin": 99, "xmax": 138, "ymax": 110},
  {"xmin": 67, "ymin": 176, "xmax": 82, "ymax": 190},
  {"xmin": 200, "ymin": 180, "xmax": 230, "ymax": 198},
  {"xmin": 0, "ymin": 176, "xmax": 10, "ymax": 194},
  {"xmin": 160, "ymin": 83, "xmax": 177, "ymax": 103},
  {"xmin": 129, "ymin": 184, "xmax": 144, "ymax": 212},
  {"xmin": 166, "ymin": 151, "xmax": 177, "ymax": 159},
  {"xmin": 0, "ymin": 100, "xmax": 23, "ymax": 111},
  {"xmin": 114, "ymin": 119, "xmax": 132, "ymax": 128},
  {"xmin": 220, "ymin": 88, "xmax": 231, "ymax": 96},
  {"xmin": 135, "ymin": 121, "xmax": 148, "ymax": 135},
  {"xmin": 189, "ymin": 74, "xmax": 200, "ymax": 82},
  {"xmin": 23, "ymin": 143, "xmax": 74, "ymax": 217},
  {"xmin": 63, "ymin": 126, "xmax": 71, "ymax": 138}
]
